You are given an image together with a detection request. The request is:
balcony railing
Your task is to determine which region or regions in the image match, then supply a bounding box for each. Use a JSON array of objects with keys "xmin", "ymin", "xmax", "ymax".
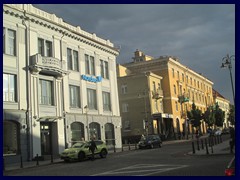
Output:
[
  {"xmin": 152, "ymin": 89, "xmax": 163, "ymax": 100},
  {"xmin": 30, "ymin": 54, "xmax": 68, "ymax": 77}
]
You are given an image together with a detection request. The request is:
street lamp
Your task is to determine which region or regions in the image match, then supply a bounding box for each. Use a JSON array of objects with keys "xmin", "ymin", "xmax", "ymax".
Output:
[
  {"xmin": 138, "ymin": 90, "xmax": 148, "ymax": 136},
  {"xmin": 84, "ymin": 105, "xmax": 89, "ymax": 140},
  {"xmin": 221, "ymin": 54, "xmax": 235, "ymax": 106}
]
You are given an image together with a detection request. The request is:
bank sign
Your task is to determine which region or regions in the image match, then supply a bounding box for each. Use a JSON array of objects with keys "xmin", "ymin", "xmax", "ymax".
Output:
[{"xmin": 81, "ymin": 75, "xmax": 102, "ymax": 83}]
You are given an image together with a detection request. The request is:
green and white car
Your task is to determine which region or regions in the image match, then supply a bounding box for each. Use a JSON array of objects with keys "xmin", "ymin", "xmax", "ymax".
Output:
[{"xmin": 60, "ymin": 140, "xmax": 108, "ymax": 162}]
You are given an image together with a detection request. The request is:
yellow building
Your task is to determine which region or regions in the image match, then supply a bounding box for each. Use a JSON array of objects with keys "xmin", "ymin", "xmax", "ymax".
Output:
[{"xmin": 117, "ymin": 50, "xmax": 214, "ymax": 141}]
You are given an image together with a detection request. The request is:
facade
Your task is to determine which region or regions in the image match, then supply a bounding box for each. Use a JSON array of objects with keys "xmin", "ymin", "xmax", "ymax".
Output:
[
  {"xmin": 117, "ymin": 50, "xmax": 214, "ymax": 140},
  {"xmin": 212, "ymin": 89, "xmax": 231, "ymax": 128},
  {"xmin": 117, "ymin": 68, "xmax": 165, "ymax": 143},
  {"xmin": 3, "ymin": 4, "xmax": 121, "ymax": 163}
]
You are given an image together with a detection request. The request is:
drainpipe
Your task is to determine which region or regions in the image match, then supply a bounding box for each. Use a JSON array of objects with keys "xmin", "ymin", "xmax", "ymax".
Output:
[
  {"xmin": 60, "ymin": 32, "xmax": 67, "ymax": 148},
  {"xmin": 22, "ymin": 10, "xmax": 31, "ymax": 161}
]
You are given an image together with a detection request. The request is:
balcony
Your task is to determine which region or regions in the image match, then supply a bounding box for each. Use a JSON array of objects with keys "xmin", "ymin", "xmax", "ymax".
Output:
[
  {"xmin": 152, "ymin": 89, "xmax": 163, "ymax": 100},
  {"xmin": 29, "ymin": 54, "xmax": 68, "ymax": 78}
]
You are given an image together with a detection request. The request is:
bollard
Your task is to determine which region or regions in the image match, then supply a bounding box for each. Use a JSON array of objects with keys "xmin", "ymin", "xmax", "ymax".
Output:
[
  {"xmin": 205, "ymin": 139, "xmax": 209, "ymax": 155},
  {"xmin": 51, "ymin": 154, "xmax": 53, "ymax": 163},
  {"xmin": 197, "ymin": 139, "xmax": 200, "ymax": 151},
  {"xmin": 122, "ymin": 145, "xmax": 124, "ymax": 152},
  {"xmin": 20, "ymin": 155, "xmax": 23, "ymax": 168},
  {"xmin": 214, "ymin": 136, "xmax": 217, "ymax": 145},
  {"xmin": 135, "ymin": 143, "xmax": 137, "ymax": 150},
  {"xmin": 220, "ymin": 135, "xmax": 222, "ymax": 143},
  {"xmin": 211, "ymin": 145, "xmax": 214, "ymax": 154},
  {"xmin": 192, "ymin": 142, "xmax": 195, "ymax": 154},
  {"xmin": 217, "ymin": 136, "xmax": 220, "ymax": 144},
  {"xmin": 3, "ymin": 157, "xmax": 5, "ymax": 171},
  {"xmin": 128, "ymin": 143, "xmax": 131, "ymax": 151},
  {"xmin": 201, "ymin": 139, "xmax": 204, "ymax": 150},
  {"xmin": 114, "ymin": 144, "xmax": 116, "ymax": 153},
  {"xmin": 36, "ymin": 154, "xmax": 39, "ymax": 166}
]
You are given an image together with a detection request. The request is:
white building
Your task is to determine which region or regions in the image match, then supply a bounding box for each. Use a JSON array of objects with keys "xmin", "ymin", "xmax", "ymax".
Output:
[
  {"xmin": 3, "ymin": 4, "xmax": 121, "ymax": 163},
  {"xmin": 212, "ymin": 89, "xmax": 231, "ymax": 128}
]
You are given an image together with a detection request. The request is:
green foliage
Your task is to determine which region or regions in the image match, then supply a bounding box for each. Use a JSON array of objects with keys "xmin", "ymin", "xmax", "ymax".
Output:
[
  {"xmin": 187, "ymin": 103, "xmax": 203, "ymax": 128},
  {"xmin": 203, "ymin": 103, "xmax": 225, "ymax": 127},
  {"xmin": 227, "ymin": 105, "xmax": 235, "ymax": 126}
]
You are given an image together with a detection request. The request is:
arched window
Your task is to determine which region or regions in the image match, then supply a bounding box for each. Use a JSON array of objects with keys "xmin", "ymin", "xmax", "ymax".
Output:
[
  {"xmin": 89, "ymin": 122, "xmax": 101, "ymax": 140},
  {"xmin": 105, "ymin": 123, "xmax": 115, "ymax": 146},
  {"xmin": 71, "ymin": 122, "xmax": 84, "ymax": 143},
  {"xmin": 3, "ymin": 121, "xmax": 19, "ymax": 155}
]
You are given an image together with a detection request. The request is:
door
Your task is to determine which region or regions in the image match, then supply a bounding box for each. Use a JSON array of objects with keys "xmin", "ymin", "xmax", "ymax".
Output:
[{"xmin": 40, "ymin": 123, "xmax": 51, "ymax": 155}]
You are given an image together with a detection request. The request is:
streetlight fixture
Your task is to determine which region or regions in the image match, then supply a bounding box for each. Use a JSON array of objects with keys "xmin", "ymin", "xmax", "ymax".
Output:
[{"xmin": 221, "ymin": 54, "xmax": 235, "ymax": 106}]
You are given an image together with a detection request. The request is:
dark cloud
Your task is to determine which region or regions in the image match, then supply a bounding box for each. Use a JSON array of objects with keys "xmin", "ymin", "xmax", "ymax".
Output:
[{"xmin": 34, "ymin": 4, "xmax": 235, "ymax": 104}]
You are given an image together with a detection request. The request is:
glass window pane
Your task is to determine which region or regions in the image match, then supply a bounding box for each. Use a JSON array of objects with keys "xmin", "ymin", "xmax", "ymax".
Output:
[{"xmin": 73, "ymin": 50, "xmax": 79, "ymax": 71}]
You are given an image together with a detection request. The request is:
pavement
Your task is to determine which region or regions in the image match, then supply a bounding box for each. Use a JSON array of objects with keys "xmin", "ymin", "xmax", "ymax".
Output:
[{"xmin": 3, "ymin": 135, "xmax": 234, "ymax": 172}]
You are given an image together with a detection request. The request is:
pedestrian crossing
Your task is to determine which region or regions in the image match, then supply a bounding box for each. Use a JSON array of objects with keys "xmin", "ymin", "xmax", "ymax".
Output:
[{"xmin": 92, "ymin": 164, "xmax": 188, "ymax": 176}]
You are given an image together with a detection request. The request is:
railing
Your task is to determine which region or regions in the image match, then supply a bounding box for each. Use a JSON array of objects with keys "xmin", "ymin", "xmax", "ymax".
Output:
[{"xmin": 30, "ymin": 54, "xmax": 68, "ymax": 76}]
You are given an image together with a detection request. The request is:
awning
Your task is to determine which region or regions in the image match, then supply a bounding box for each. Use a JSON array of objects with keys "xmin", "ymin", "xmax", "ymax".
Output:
[{"xmin": 36, "ymin": 116, "xmax": 62, "ymax": 122}]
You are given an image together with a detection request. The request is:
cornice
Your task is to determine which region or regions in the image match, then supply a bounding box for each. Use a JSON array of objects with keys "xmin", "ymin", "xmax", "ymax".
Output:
[{"xmin": 3, "ymin": 4, "xmax": 119, "ymax": 56}]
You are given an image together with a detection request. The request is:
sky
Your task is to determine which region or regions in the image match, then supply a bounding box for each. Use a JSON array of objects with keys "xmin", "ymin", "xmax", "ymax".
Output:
[{"xmin": 33, "ymin": 4, "xmax": 235, "ymax": 104}]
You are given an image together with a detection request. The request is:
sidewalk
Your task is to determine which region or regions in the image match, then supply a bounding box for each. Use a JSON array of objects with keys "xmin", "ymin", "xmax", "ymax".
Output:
[{"xmin": 3, "ymin": 136, "xmax": 233, "ymax": 172}]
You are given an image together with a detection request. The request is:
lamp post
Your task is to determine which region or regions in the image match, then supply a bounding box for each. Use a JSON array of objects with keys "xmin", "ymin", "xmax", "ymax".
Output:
[
  {"xmin": 84, "ymin": 105, "xmax": 89, "ymax": 140},
  {"xmin": 221, "ymin": 54, "xmax": 235, "ymax": 106},
  {"xmin": 138, "ymin": 89, "xmax": 148, "ymax": 136}
]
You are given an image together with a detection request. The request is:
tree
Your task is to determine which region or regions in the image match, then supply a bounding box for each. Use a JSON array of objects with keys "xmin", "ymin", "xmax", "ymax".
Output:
[
  {"xmin": 187, "ymin": 103, "xmax": 203, "ymax": 129},
  {"xmin": 203, "ymin": 103, "xmax": 225, "ymax": 128},
  {"xmin": 203, "ymin": 107, "xmax": 215, "ymax": 127},
  {"xmin": 227, "ymin": 104, "xmax": 235, "ymax": 126},
  {"xmin": 214, "ymin": 104, "xmax": 224, "ymax": 127}
]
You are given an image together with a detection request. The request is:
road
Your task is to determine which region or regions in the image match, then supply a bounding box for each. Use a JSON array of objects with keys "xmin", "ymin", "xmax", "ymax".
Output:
[{"xmin": 4, "ymin": 137, "xmax": 233, "ymax": 176}]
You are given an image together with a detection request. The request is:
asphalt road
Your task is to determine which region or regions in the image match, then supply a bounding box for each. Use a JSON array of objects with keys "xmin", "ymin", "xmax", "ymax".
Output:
[{"xmin": 4, "ymin": 137, "xmax": 233, "ymax": 176}]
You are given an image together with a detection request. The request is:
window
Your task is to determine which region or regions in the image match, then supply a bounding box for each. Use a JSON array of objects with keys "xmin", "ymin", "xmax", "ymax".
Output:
[
  {"xmin": 182, "ymin": 73, "xmax": 184, "ymax": 82},
  {"xmin": 87, "ymin": 89, "xmax": 97, "ymax": 110},
  {"xmin": 173, "ymin": 85, "xmax": 177, "ymax": 94},
  {"xmin": 3, "ymin": 121, "xmax": 19, "ymax": 155},
  {"xmin": 71, "ymin": 122, "xmax": 84, "ymax": 143},
  {"xmin": 186, "ymin": 75, "xmax": 188, "ymax": 83},
  {"xmin": 172, "ymin": 68, "xmax": 175, "ymax": 78},
  {"xmin": 153, "ymin": 81, "xmax": 156, "ymax": 92},
  {"xmin": 103, "ymin": 92, "xmax": 111, "ymax": 111},
  {"xmin": 69, "ymin": 85, "xmax": 80, "ymax": 108},
  {"xmin": 3, "ymin": 28, "xmax": 16, "ymax": 56},
  {"xmin": 124, "ymin": 120, "xmax": 130, "ymax": 130},
  {"xmin": 122, "ymin": 103, "xmax": 129, "ymax": 113},
  {"xmin": 175, "ymin": 101, "xmax": 178, "ymax": 111},
  {"xmin": 121, "ymin": 84, "xmax": 127, "ymax": 94},
  {"xmin": 3, "ymin": 73, "xmax": 17, "ymax": 102},
  {"xmin": 67, "ymin": 48, "xmax": 79, "ymax": 71},
  {"xmin": 100, "ymin": 60, "xmax": 109, "ymax": 79},
  {"xmin": 39, "ymin": 79, "xmax": 53, "ymax": 105},
  {"xmin": 85, "ymin": 54, "xmax": 95, "ymax": 75},
  {"xmin": 177, "ymin": 71, "xmax": 179, "ymax": 79},
  {"xmin": 38, "ymin": 38, "xmax": 52, "ymax": 57}
]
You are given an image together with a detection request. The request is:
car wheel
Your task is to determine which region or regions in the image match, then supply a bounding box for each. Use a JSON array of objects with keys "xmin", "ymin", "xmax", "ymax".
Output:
[
  {"xmin": 100, "ymin": 149, "xmax": 107, "ymax": 158},
  {"xmin": 78, "ymin": 152, "xmax": 85, "ymax": 161},
  {"xmin": 150, "ymin": 144, "xmax": 154, "ymax": 149}
]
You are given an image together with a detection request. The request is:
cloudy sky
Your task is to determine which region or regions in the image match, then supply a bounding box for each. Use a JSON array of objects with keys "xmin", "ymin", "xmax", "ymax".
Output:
[{"xmin": 34, "ymin": 4, "xmax": 235, "ymax": 104}]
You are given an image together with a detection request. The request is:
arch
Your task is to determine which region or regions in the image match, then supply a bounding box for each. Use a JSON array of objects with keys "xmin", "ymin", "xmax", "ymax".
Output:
[
  {"xmin": 105, "ymin": 123, "xmax": 115, "ymax": 146},
  {"xmin": 3, "ymin": 120, "xmax": 20, "ymax": 155},
  {"xmin": 89, "ymin": 122, "xmax": 101, "ymax": 140},
  {"xmin": 70, "ymin": 122, "xmax": 85, "ymax": 143}
]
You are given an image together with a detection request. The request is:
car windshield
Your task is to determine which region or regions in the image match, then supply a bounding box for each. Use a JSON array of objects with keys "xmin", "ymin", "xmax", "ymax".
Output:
[{"xmin": 71, "ymin": 142, "xmax": 85, "ymax": 148}]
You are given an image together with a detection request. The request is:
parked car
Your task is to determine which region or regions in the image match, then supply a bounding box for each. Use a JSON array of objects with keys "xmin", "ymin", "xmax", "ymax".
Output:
[
  {"xmin": 60, "ymin": 140, "xmax": 108, "ymax": 162},
  {"xmin": 214, "ymin": 129, "xmax": 222, "ymax": 136},
  {"xmin": 225, "ymin": 156, "xmax": 235, "ymax": 176},
  {"xmin": 138, "ymin": 134, "xmax": 162, "ymax": 149}
]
